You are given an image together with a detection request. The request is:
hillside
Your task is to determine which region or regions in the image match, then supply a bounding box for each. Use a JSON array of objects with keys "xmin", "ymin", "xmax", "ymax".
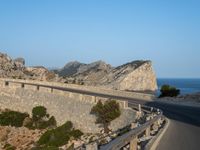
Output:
[
  {"xmin": 0, "ymin": 52, "xmax": 157, "ymax": 91},
  {"xmin": 0, "ymin": 52, "xmax": 58, "ymax": 81},
  {"xmin": 54, "ymin": 60, "xmax": 158, "ymax": 92}
]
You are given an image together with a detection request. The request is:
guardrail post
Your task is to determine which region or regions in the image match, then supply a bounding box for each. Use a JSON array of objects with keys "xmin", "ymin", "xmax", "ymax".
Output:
[
  {"xmin": 145, "ymin": 126, "xmax": 151, "ymax": 137},
  {"xmin": 152, "ymin": 122, "xmax": 159, "ymax": 132},
  {"xmin": 130, "ymin": 136, "xmax": 138, "ymax": 150},
  {"xmin": 157, "ymin": 118, "xmax": 163, "ymax": 127},
  {"xmin": 138, "ymin": 104, "xmax": 141, "ymax": 113}
]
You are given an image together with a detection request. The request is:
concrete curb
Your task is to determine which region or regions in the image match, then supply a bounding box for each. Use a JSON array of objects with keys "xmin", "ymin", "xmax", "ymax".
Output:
[{"xmin": 145, "ymin": 118, "xmax": 170, "ymax": 150}]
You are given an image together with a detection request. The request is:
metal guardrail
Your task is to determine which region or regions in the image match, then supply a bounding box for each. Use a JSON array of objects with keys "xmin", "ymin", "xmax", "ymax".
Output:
[
  {"xmin": 1, "ymin": 79, "xmax": 163, "ymax": 150},
  {"xmin": 100, "ymin": 110, "xmax": 162, "ymax": 150},
  {"xmin": 76, "ymin": 103, "xmax": 163, "ymax": 150},
  {"xmin": 0, "ymin": 78, "xmax": 155, "ymax": 101}
]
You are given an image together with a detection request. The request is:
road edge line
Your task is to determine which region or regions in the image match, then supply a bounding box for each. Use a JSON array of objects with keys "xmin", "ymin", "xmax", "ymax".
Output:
[{"xmin": 145, "ymin": 118, "xmax": 170, "ymax": 150}]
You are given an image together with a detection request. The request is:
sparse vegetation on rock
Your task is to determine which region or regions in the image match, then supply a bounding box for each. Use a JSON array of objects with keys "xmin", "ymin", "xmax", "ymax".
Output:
[
  {"xmin": 27, "ymin": 106, "xmax": 57, "ymax": 129},
  {"xmin": 3, "ymin": 143, "xmax": 16, "ymax": 150},
  {"xmin": 159, "ymin": 85, "xmax": 180, "ymax": 97},
  {"xmin": 0, "ymin": 107, "xmax": 84, "ymax": 150},
  {"xmin": 91, "ymin": 100, "xmax": 121, "ymax": 133},
  {"xmin": 0, "ymin": 52, "xmax": 59, "ymax": 81},
  {"xmin": 37, "ymin": 121, "xmax": 83, "ymax": 148},
  {"xmin": 0, "ymin": 106, "xmax": 56, "ymax": 130},
  {"xmin": 53, "ymin": 60, "xmax": 157, "ymax": 91},
  {"xmin": 0, "ymin": 110, "xmax": 29, "ymax": 127}
]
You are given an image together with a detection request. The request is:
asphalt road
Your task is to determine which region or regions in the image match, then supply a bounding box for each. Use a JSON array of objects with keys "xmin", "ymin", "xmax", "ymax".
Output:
[
  {"xmin": 51, "ymin": 83, "xmax": 200, "ymax": 150},
  {"xmin": 143, "ymin": 101, "xmax": 200, "ymax": 150},
  {"xmin": 12, "ymin": 81, "xmax": 200, "ymax": 150}
]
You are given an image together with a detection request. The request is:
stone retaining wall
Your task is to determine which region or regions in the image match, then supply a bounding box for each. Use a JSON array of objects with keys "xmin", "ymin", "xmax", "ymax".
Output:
[
  {"xmin": 0, "ymin": 78, "xmax": 155, "ymax": 101},
  {"xmin": 0, "ymin": 78, "xmax": 136, "ymax": 133}
]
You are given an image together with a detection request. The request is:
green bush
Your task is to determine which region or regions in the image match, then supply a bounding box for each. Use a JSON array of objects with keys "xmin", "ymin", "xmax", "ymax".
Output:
[
  {"xmin": 38, "ymin": 121, "xmax": 73, "ymax": 147},
  {"xmin": 31, "ymin": 145, "xmax": 59, "ymax": 150},
  {"xmin": 48, "ymin": 116, "xmax": 57, "ymax": 127},
  {"xmin": 0, "ymin": 110, "xmax": 29, "ymax": 127},
  {"xmin": 91, "ymin": 100, "xmax": 121, "ymax": 133},
  {"xmin": 32, "ymin": 106, "xmax": 48, "ymax": 121},
  {"xmin": 0, "ymin": 106, "xmax": 56, "ymax": 130},
  {"xmin": 30, "ymin": 106, "xmax": 57, "ymax": 129},
  {"xmin": 159, "ymin": 85, "xmax": 180, "ymax": 97},
  {"xmin": 38, "ymin": 121, "xmax": 83, "ymax": 147},
  {"xmin": 70, "ymin": 129, "xmax": 83, "ymax": 139}
]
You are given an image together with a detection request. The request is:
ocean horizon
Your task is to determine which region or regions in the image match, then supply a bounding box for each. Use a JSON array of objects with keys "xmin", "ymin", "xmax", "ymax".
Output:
[{"xmin": 157, "ymin": 78, "xmax": 200, "ymax": 95}]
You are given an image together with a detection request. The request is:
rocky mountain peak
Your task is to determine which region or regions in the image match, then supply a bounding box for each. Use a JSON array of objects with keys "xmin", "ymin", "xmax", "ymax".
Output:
[
  {"xmin": 54, "ymin": 59, "xmax": 157, "ymax": 91},
  {"xmin": 0, "ymin": 52, "xmax": 58, "ymax": 81}
]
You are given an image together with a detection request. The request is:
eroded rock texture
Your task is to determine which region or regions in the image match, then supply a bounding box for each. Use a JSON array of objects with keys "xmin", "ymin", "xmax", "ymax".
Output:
[
  {"xmin": 55, "ymin": 60, "xmax": 157, "ymax": 92},
  {"xmin": 0, "ymin": 52, "xmax": 58, "ymax": 81}
]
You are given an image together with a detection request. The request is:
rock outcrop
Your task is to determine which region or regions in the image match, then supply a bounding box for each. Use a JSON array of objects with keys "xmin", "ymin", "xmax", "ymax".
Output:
[
  {"xmin": 54, "ymin": 60, "xmax": 158, "ymax": 92},
  {"xmin": 104, "ymin": 61, "xmax": 157, "ymax": 91},
  {"xmin": 0, "ymin": 52, "xmax": 58, "ymax": 81},
  {"xmin": 0, "ymin": 126, "xmax": 44, "ymax": 150},
  {"xmin": 55, "ymin": 60, "xmax": 112, "ymax": 77},
  {"xmin": 0, "ymin": 52, "xmax": 157, "ymax": 91}
]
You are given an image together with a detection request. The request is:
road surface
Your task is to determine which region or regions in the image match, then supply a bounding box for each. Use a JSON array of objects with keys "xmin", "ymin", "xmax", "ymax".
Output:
[
  {"xmin": 38, "ymin": 83, "xmax": 200, "ymax": 150},
  {"xmin": 12, "ymin": 81, "xmax": 200, "ymax": 150},
  {"xmin": 144, "ymin": 101, "xmax": 200, "ymax": 150}
]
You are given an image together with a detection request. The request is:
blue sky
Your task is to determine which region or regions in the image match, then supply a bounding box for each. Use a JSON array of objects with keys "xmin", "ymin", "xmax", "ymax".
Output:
[{"xmin": 0, "ymin": 0, "xmax": 200, "ymax": 78}]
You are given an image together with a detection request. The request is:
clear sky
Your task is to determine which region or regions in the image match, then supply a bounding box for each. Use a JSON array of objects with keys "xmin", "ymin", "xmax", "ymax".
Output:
[{"xmin": 0, "ymin": 0, "xmax": 200, "ymax": 78}]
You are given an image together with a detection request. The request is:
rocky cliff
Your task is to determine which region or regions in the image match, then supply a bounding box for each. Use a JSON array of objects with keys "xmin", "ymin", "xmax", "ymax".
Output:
[
  {"xmin": 54, "ymin": 60, "xmax": 158, "ymax": 92},
  {"xmin": 0, "ymin": 52, "xmax": 58, "ymax": 81},
  {"xmin": 0, "ymin": 52, "xmax": 157, "ymax": 91}
]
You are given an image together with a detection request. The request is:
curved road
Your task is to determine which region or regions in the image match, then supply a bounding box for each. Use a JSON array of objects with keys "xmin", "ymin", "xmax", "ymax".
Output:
[
  {"xmin": 144, "ymin": 101, "xmax": 200, "ymax": 150},
  {"xmin": 9, "ymin": 81, "xmax": 200, "ymax": 150}
]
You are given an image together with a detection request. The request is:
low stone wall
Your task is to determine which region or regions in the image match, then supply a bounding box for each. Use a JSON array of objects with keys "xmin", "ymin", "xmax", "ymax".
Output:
[
  {"xmin": 0, "ymin": 78, "xmax": 155, "ymax": 101},
  {"xmin": 0, "ymin": 78, "xmax": 135, "ymax": 133}
]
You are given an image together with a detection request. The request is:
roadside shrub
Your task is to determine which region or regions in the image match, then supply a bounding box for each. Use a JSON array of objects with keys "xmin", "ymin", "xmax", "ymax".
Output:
[
  {"xmin": 47, "ymin": 116, "xmax": 57, "ymax": 127},
  {"xmin": 0, "ymin": 110, "xmax": 29, "ymax": 127},
  {"xmin": 31, "ymin": 145, "xmax": 59, "ymax": 150},
  {"xmin": 159, "ymin": 85, "xmax": 180, "ymax": 97},
  {"xmin": 91, "ymin": 100, "xmax": 121, "ymax": 133},
  {"xmin": 38, "ymin": 121, "xmax": 83, "ymax": 147},
  {"xmin": 70, "ymin": 129, "xmax": 83, "ymax": 139},
  {"xmin": 32, "ymin": 106, "xmax": 48, "ymax": 122},
  {"xmin": 38, "ymin": 121, "xmax": 73, "ymax": 147},
  {"xmin": 30, "ymin": 106, "xmax": 57, "ymax": 129},
  {"xmin": 0, "ymin": 106, "xmax": 56, "ymax": 130}
]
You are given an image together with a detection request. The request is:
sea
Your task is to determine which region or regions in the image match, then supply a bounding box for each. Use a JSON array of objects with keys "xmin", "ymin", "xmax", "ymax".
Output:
[{"xmin": 157, "ymin": 78, "xmax": 200, "ymax": 95}]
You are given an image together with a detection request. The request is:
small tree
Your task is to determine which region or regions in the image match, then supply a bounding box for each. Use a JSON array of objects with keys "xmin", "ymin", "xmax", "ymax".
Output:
[
  {"xmin": 91, "ymin": 100, "xmax": 121, "ymax": 133},
  {"xmin": 159, "ymin": 84, "xmax": 180, "ymax": 97},
  {"xmin": 32, "ymin": 106, "xmax": 48, "ymax": 122},
  {"xmin": 30, "ymin": 106, "xmax": 57, "ymax": 129}
]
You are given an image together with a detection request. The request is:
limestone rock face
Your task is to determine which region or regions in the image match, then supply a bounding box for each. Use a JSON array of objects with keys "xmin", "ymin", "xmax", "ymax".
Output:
[
  {"xmin": 55, "ymin": 60, "xmax": 158, "ymax": 92},
  {"xmin": 0, "ymin": 53, "xmax": 25, "ymax": 78},
  {"xmin": 0, "ymin": 52, "xmax": 58, "ymax": 81},
  {"xmin": 0, "ymin": 126, "xmax": 44, "ymax": 149},
  {"xmin": 24, "ymin": 66, "xmax": 57, "ymax": 81},
  {"xmin": 56, "ymin": 60, "xmax": 112, "ymax": 78},
  {"xmin": 104, "ymin": 61, "xmax": 158, "ymax": 91},
  {"xmin": 14, "ymin": 57, "xmax": 25, "ymax": 68}
]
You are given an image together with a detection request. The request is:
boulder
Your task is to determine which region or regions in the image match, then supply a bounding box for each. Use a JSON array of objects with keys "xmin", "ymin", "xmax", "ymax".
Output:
[{"xmin": 14, "ymin": 57, "xmax": 25, "ymax": 68}]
